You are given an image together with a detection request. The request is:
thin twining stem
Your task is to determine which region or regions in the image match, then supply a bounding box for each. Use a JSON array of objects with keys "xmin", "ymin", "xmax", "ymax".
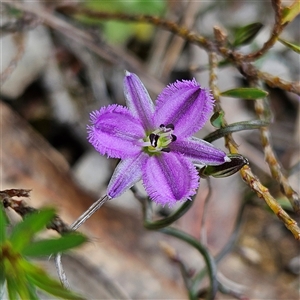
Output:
[
  {"xmin": 236, "ymin": 0, "xmax": 283, "ymax": 61},
  {"xmin": 231, "ymin": 146, "xmax": 300, "ymax": 240},
  {"xmin": 200, "ymin": 178, "xmax": 212, "ymax": 246},
  {"xmin": 257, "ymin": 71, "xmax": 300, "ymax": 96},
  {"xmin": 55, "ymin": 194, "xmax": 109, "ymax": 288},
  {"xmin": 5, "ymin": 2, "xmax": 299, "ymax": 95},
  {"xmin": 58, "ymin": 5, "xmax": 300, "ymax": 96},
  {"xmin": 130, "ymin": 185, "xmax": 194, "ymax": 230},
  {"xmin": 254, "ymin": 95, "xmax": 300, "ymax": 213},
  {"xmin": 160, "ymin": 227, "xmax": 218, "ymax": 300},
  {"xmin": 208, "ymin": 53, "xmax": 300, "ymax": 240}
]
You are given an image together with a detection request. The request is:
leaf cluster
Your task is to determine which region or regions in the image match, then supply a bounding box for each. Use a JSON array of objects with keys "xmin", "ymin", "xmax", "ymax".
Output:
[{"xmin": 0, "ymin": 207, "xmax": 87, "ymax": 299}]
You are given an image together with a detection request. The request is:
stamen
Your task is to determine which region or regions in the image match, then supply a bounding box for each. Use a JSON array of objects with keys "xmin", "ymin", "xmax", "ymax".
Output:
[
  {"xmin": 149, "ymin": 133, "xmax": 159, "ymax": 147},
  {"xmin": 144, "ymin": 124, "xmax": 176, "ymax": 154},
  {"xmin": 140, "ymin": 141, "xmax": 151, "ymax": 147},
  {"xmin": 166, "ymin": 124, "xmax": 174, "ymax": 130},
  {"xmin": 152, "ymin": 128, "xmax": 161, "ymax": 134},
  {"xmin": 160, "ymin": 131, "xmax": 171, "ymax": 138}
]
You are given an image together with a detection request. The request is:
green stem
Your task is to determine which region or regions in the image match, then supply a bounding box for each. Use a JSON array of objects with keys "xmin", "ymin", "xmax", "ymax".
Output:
[
  {"xmin": 191, "ymin": 200, "xmax": 247, "ymax": 292},
  {"xmin": 144, "ymin": 200, "xmax": 194, "ymax": 230},
  {"xmin": 159, "ymin": 227, "xmax": 218, "ymax": 300}
]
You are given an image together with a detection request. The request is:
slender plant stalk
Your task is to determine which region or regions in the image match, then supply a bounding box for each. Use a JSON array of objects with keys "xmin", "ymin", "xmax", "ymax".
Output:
[
  {"xmin": 55, "ymin": 4, "xmax": 300, "ymax": 96},
  {"xmin": 160, "ymin": 227, "xmax": 218, "ymax": 300},
  {"xmin": 257, "ymin": 71, "xmax": 300, "ymax": 95},
  {"xmin": 236, "ymin": 0, "xmax": 284, "ymax": 61},
  {"xmin": 254, "ymin": 97, "xmax": 300, "ymax": 213},
  {"xmin": 4, "ymin": 1, "xmax": 300, "ymax": 95},
  {"xmin": 0, "ymin": 32, "xmax": 26, "ymax": 85},
  {"xmin": 208, "ymin": 52, "xmax": 300, "ymax": 240},
  {"xmin": 231, "ymin": 149, "xmax": 300, "ymax": 240},
  {"xmin": 55, "ymin": 194, "xmax": 109, "ymax": 288}
]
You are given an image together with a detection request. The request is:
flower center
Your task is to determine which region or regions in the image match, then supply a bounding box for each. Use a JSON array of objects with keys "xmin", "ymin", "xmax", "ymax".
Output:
[{"xmin": 142, "ymin": 124, "xmax": 177, "ymax": 154}]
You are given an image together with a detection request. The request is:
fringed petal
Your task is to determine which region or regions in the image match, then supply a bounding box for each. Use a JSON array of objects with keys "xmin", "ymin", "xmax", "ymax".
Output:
[
  {"xmin": 153, "ymin": 79, "xmax": 214, "ymax": 138},
  {"xmin": 124, "ymin": 71, "xmax": 155, "ymax": 131},
  {"xmin": 88, "ymin": 104, "xmax": 144, "ymax": 159},
  {"xmin": 170, "ymin": 137, "xmax": 230, "ymax": 166},
  {"xmin": 143, "ymin": 152, "xmax": 199, "ymax": 206},
  {"xmin": 107, "ymin": 153, "xmax": 147, "ymax": 198}
]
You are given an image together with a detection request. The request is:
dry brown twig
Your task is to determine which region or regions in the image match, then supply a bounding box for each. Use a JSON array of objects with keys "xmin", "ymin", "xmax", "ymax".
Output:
[
  {"xmin": 160, "ymin": 1, "xmax": 201, "ymax": 78},
  {"xmin": 232, "ymin": 0, "xmax": 284, "ymax": 62},
  {"xmin": 4, "ymin": 1, "xmax": 299, "ymax": 95},
  {"xmin": 254, "ymin": 93, "xmax": 300, "ymax": 213},
  {"xmin": 54, "ymin": 5, "xmax": 300, "ymax": 96},
  {"xmin": 0, "ymin": 32, "xmax": 26, "ymax": 85},
  {"xmin": 0, "ymin": 189, "xmax": 71, "ymax": 234},
  {"xmin": 208, "ymin": 52, "xmax": 300, "ymax": 240},
  {"xmin": 0, "ymin": 8, "xmax": 42, "ymax": 85}
]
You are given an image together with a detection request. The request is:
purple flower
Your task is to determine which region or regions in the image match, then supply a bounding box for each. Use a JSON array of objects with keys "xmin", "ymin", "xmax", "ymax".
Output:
[{"xmin": 88, "ymin": 71, "xmax": 229, "ymax": 206}]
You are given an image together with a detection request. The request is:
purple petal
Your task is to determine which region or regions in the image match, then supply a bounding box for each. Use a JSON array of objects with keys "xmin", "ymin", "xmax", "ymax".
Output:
[
  {"xmin": 107, "ymin": 153, "xmax": 147, "ymax": 198},
  {"xmin": 124, "ymin": 71, "xmax": 155, "ymax": 130},
  {"xmin": 153, "ymin": 79, "xmax": 214, "ymax": 138},
  {"xmin": 88, "ymin": 104, "xmax": 144, "ymax": 159},
  {"xmin": 143, "ymin": 152, "xmax": 199, "ymax": 206},
  {"xmin": 171, "ymin": 137, "xmax": 229, "ymax": 165}
]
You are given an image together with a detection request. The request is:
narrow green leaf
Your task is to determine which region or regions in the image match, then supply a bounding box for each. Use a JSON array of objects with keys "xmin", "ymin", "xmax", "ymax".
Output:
[
  {"xmin": 13, "ymin": 272, "xmax": 32, "ymax": 299},
  {"xmin": 220, "ymin": 87, "xmax": 268, "ymax": 99},
  {"xmin": 6, "ymin": 272, "xmax": 32, "ymax": 300},
  {"xmin": 10, "ymin": 208, "xmax": 56, "ymax": 252},
  {"xmin": 15, "ymin": 269, "xmax": 39, "ymax": 300},
  {"xmin": 22, "ymin": 278, "xmax": 39, "ymax": 300},
  {"xmin": 204, "ymin": 120, "xmax": 269, "ymax": 143},
  {"xmin": 6, "ymin": 276, "xmax": 19, "ymax": 300},
  {"xmin": 22, "ymin": 233, "xmax": 87, "ymax": 257},
  {"xmin": 282, "ymin": 2, "xmax": 300, "ymax": 25},
  {"xmin": 0, "ymin": 206, "xmax": 7, "ymax": 244},
  {"xmin": 24, "ymin": 263, "xmax": 84, "ymax": 300},
  {"xmin": 210, "ymin": 110, "xmax": 225, "ymax": 128},
  {"xmin": 0, "ymin": 261, "xmax": 5, "ymax": 292},
  {"xmin": 278, "ymin": 38, "xmax": 300, "ymax": 54},
  {"xmin": 232, "ymin": 22, "xmax": 263, "ymax": 47}
]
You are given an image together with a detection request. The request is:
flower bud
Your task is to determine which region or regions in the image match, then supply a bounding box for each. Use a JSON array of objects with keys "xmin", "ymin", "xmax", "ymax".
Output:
[{"xmin": 200, "ymin": 154, "xmax": 248, "ymax": 178}]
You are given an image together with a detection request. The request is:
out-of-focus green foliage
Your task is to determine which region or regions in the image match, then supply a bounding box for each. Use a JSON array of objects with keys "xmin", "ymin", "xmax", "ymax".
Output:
[
  {"xmin": 9, "ymin": 208, "xmax": 56, "ymax": 252},
  {"xmin": 231, "ymin": 22, "xmax": 263, "ymax": 47},
  {"xmin": 82, "ymin": 0, "xmax": 166, "ymax": 43},
  {"xmin": 281, "ymin": 1, "xmax": 300, "ymax": 25},
  {"xmin": 22, "ymin": 233, "xmax": 87, "ymax": 257},
  {"xmin": 0, "ymin": 207, "xmax": 86, "ymax": 299}
]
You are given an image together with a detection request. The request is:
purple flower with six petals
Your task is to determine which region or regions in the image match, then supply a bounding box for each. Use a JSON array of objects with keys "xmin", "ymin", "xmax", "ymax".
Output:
[{"xmin": 88, "ymin": 72, "xmax": 229, "ymax": 206}]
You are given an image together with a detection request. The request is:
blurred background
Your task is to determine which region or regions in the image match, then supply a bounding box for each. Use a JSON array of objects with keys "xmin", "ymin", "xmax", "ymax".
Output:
[{"xmin": 1, "ymin": 0, "xmax": 299, "ymax": 299}]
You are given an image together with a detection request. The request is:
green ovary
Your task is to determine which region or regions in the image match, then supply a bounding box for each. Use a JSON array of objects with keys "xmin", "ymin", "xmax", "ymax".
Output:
[{"xmin": 142, "ymin": 124, "xmax": 176, "ymax": 155}]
